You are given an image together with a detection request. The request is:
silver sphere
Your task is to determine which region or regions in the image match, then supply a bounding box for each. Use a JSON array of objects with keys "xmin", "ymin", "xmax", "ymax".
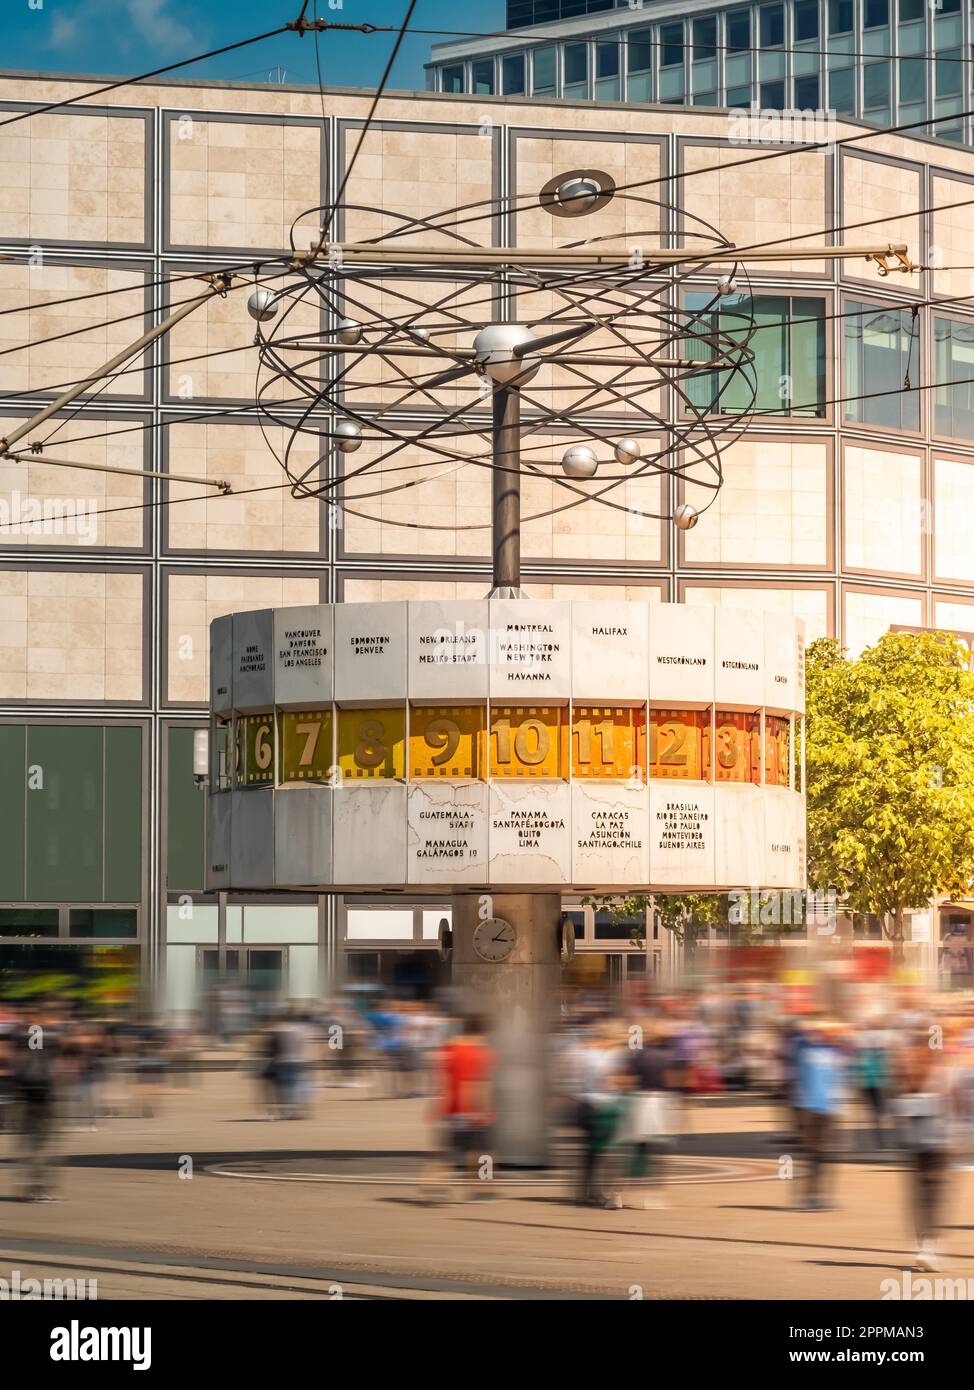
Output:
[
  {"xmin": 337, "ymin": 318, "xmax": 363, "ymax": 345},
  {"xmin": 556, "ymin": 176, "xmax": 600, "ymax": 213},
  {"xmin": 562, "ymin": 444, "xmax": 598, "ymax": 479},
  {"xmin": 614, "ymin": 438, "xmax": 641, "ymax": 466},
  {"xmin": 674, "ymin": 502, "xmax": 699, "ymax": 530},
  {"xmin": 717, "ymin": 274, "xmax": 737, "ymax": 297},
  {"xmin": 334, "ymin": 420, "xmax": 363, "ymax": 454},
  {"xmin": 247, "ymin": 288, "xmax": 278, "ymax": 322},
  {"xmin": 472, "ymin": 323, "xmax": 541, "ymax": 385},
  {"xmin": 408, "ymin": 326, "xmax": 431, "ymax": 341}
]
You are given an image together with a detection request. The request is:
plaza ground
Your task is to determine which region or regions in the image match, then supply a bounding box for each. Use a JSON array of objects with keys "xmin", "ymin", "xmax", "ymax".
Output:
[{"xmin": 1, "ymin": 1070, "xmax": 972, "ymax": 1300}]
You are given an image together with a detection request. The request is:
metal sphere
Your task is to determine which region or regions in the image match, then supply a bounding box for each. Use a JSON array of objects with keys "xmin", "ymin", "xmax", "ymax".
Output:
[
  {"xmin": 561, "ymin": 444, "xmax": 598, "ymax": 479},
  {"xmin": 614, "ymin": 438, "xmax": 641, "ymax": 466},
  {"xmin": 334, "ymin": 419, "xmax": 363, "ymax": 454},
  {"xmin": 717, "ymin": 275, "xmax": 737, "ymax": 297},
  {"xmin": 337, "ymin": 318, "xmax": 363, "ymax": 345},
  {"xmin": 472, "ymin": 323, "xmax": 541, "ymax": 385},
  {"xmin": 555, "ymin": 176, "xmax": 600, "ymax": 213},
  {"xmin": 674, "ymin": 502, "xmax": 700, "ymax": 530},
  {"xmin": 408, "ymin": 326, "xmax": 431, "ymax": 341},
  {"xmin": 247, "ymin": 288, "xmax": 278, "ymax": 322}
]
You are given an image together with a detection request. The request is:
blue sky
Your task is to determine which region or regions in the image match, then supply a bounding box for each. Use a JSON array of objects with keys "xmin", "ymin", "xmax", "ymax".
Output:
[{"xmin": 3, "ymin": 0, "xmax": 504, "ymax": 90}]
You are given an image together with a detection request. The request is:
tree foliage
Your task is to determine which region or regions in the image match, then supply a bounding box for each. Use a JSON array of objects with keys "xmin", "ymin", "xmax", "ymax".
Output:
[
  {"xmin": 582, "ymin": 891, "xmax": 725, "ymax": 945},
  {"xmin": 805, "ymin": 630, "xmax": 974, "ymax": 940}
]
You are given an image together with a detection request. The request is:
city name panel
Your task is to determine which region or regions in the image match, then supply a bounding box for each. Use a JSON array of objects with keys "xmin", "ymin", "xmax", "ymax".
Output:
[{"xmin": 207, "ymin": 600, "xmax": 806, "ymax": 893}]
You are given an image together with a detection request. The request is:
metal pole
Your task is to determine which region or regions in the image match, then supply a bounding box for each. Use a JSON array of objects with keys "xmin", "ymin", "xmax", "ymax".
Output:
[
  {"xmin": 491, "ymin": 384, "xmax": 521, "ymax": 596},
  {"xmin": 0, "ymin": 276, "xmax": 233, "ymax": 455}
]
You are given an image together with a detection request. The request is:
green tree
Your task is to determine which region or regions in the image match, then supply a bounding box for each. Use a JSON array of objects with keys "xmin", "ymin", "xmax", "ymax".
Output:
[
  {"xmin": 582, "ymin": 891, "xmax": 724, "ymax": 949},
  {"xmin": 805, "ymin": 630, "xmax": 974, "ymax": 947}
]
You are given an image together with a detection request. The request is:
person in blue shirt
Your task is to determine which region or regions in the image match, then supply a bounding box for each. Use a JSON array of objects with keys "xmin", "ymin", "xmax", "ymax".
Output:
[{"xmin": 793, "ymin": 1019, "xmax": 845, "ymax": 1211}]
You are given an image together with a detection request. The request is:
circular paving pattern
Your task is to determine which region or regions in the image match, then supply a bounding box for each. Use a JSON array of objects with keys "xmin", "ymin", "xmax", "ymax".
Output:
[{"xmin": 206, "ymin": 1151, "xmax": 776, "ymax": 1187}]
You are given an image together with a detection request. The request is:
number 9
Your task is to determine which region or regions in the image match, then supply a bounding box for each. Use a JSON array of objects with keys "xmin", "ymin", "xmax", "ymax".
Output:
[{"xmin": 425, "ymin": 718, "xmax": 460, "ymax": 766}]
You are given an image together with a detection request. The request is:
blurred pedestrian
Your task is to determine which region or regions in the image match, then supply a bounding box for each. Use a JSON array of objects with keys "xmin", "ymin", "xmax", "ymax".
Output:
[
  {"xmin": 618, "ymin": 1020, "xmax": 675, "ymax": 1209},
  {"xmin": 11, "ymin": 1004, "xmax": 62, "ymax": 1202},
  {"xmin": 854, "ymin": 1019, "xmax": 892, "ymax": 1151},
  {"xmin": 576, "ymin": 1022, "xmax": 624, "ymax": 1207},
  {"xmin": 793, "ymin": 1018, "xmax": 844, "ymax": 1211},
  {"xmin": 422, "ymin": 1014, "xmax": 493, "ymax": 1202},
  {"xmin": 896, "ymin": 1025, "xmax": 956, "ymax": 1271}
]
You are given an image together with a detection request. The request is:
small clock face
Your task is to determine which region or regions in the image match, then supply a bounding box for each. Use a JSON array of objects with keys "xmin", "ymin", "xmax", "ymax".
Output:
[{"xmin": 473, "ymin": 917, "xmax": 516, "ymax": 962}]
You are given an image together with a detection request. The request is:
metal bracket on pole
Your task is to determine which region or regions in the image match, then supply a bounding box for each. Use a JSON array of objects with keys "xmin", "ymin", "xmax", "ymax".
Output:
[{"xmin": 0, "ymin": 272, "xmax": 236, "ymax": 492}]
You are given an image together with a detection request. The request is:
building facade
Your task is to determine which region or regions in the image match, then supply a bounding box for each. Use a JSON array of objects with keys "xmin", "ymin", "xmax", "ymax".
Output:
[
  {"xmin": 2, "ymin": 71, "xmax": 974, "ymax": 1008},
  {"xmin": 427, "ymin": 0, "xmax": 971, "ymax": 147}
]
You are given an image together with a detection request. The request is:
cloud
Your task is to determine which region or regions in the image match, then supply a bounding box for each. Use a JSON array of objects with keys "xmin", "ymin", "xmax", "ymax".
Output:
[{"xmin": 49, "ymin": 0, "xmax": 194, "ymax": 56}]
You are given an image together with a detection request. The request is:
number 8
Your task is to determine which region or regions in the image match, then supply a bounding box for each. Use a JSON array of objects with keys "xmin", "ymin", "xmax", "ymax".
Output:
[{"xmin": 355, "ymin": 719, "xmax": 387, "ymax": 769}]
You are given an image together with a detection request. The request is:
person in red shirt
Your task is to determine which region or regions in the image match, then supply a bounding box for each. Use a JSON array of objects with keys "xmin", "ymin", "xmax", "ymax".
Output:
[{"xmin": 422, "ymin": 1014, "xmax": 493, "ymax": 1202}]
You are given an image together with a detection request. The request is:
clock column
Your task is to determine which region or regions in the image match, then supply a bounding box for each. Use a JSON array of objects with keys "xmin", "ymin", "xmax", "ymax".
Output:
[{"xmin": 450, "ymin": 891, "xmax": 562, "ymax": 1168}]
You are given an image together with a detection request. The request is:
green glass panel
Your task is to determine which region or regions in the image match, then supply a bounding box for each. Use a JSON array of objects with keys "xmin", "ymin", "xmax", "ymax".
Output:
[
  {"xmin": 0, "ymin": 907, "xmax": 56, "ymax": 937},
  {"xmin": 26, "ymin": 726, "xmax": 103, "ymax": 903},
  {"xmin": 69, "ymin": 908, "xmax": 138, "ymax": 939},
  {"xmin": 790, "ymin": 301, "xmax": 827, "ymax": 417},
  {"xmin": 0, "ymin": 725, "xmax": 26, "ymax": 899},
  {"xmin": 104, "ymin": 726, "xmax": 142, "ymax": 903},
  {"xmin": 167, "ymin": 725, "xmax": 205, "ymax": 892}
]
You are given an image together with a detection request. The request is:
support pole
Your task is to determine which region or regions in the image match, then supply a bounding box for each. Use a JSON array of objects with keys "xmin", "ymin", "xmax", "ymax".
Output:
[
  {"xmin": 491, "ymin": 384, "xmax": 521, "ymax": 597},
  {"xmin": 450, "ymin": 891, "xmax": 561, "ymax": 1167},
  {"xmin": 0, "ymin": 276, "xmax": 234, "ymax": 456}
]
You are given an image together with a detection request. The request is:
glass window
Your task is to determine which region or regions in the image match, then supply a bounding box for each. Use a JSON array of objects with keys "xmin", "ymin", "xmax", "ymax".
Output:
[
  {"xmin": 760, "ymin": 4, "xmax": 784, "ymax": 45},
  {"xmin": 594, "ymin": 909, "xmax": 646, "ymax": 942},
  {"xmin": 661, "ymin": 22, "xmax": 684, "ymax": 66},
  {"xmin": 693, "ymin": 16, "xmax": 718, "ymax": 59},
  {"xmin": 472, "ymin": 60, "xmax": 495, "ymax": 95},
  {"xmin": 864, "ymin": 0, "xmax": 889, "ymax": 25},
  {"xmin": 596, "ymin": 41, "xmax": 619, "ymax": 78},
  {"xmin": 684, "ymin": 293, "xmax": 827, "ymax": 418},
  {"xmin": 167, "ymin": 726, "xmax": 206, "ymax": 892},
  {"xmin": 844, "ymin": 302, "xmax": 921, "ymax": 432},
  {"xmin": 863, "ymin": 61, "xmax": 890, "ymax": 108},
  {"xmin": 726, "ymin": 9, "xmax": 751, "ymax": 51},
  {"xmin": 69, "ymin": 909, "xmax": 138, "ymax": 940},
  {"xmin": 794, "ymin": 72, "xmax": 820, "ymax": 107},
  {"xmin": 564, "ymin": 43, "xmax": 588, "ymax": 87},
  {"xmin": 794, "ymin": 0, "xmax": 820, "ymax": 39},
  {"xmin": 532, "ymin": 46, "xmax": 557, "ymax": 94},
  {"xmin": 898, "ymin": 57, "xmax": 925, "ymax": 103},
  {"xmin": 0, "ymin": 909, "xmax": 59, "ymax": 939},
  {"xmin": 936, "ymin": 49, "xmax": 963, "ymax": 99},
  {"xmin": 898, "ymin": 0, "xmax": 923, "ymax": 16},
  {"xmin": 628, "ymin": 29, "xmax": 653, "ymax": 73},
  {"xmin": 761, "ymin": 80, "xmax": 786, "ymax": 107},
  {"xmin": 829, "ymin": 66, "xmax": 855, "ymax": 112},
  {"xmin": 346, "ymin": 909, "xmax": 414, "ymax": 941},
  {"xmin": 935, "ymin": 318, "xmax": 974, "ymax": 438},
  {"xmin": 828, "ymin": 0, "xmax": 854, "ymax": 32},
  {"xmin": 441, "ymin": 65, "xmax": 465, "ymax": 93},
  {"xmin": 502, "ymin": 54, "xmax": 526, "ymax": 94}
]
